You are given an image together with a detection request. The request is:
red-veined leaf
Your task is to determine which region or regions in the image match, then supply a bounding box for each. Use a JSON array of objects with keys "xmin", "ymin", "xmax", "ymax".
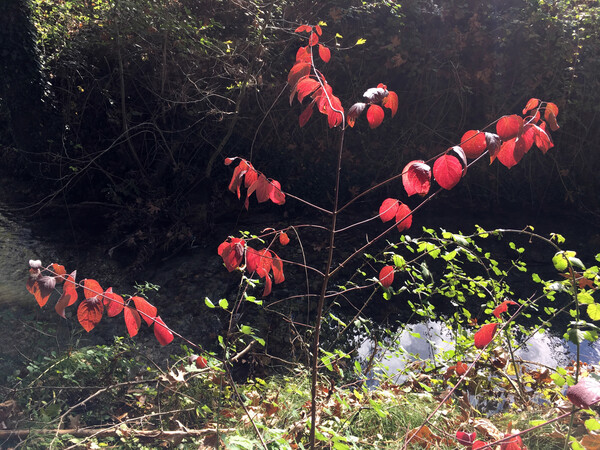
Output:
[
  {"xmin": 262, "ymin": 274, "xmax": 272, "ymax": 297},
  {"xmin": 271, "ymin": 252, "xmax": 285, "ymax": 284},
  {"xmin": 124, "ymin": 305, "xmax": 141, "ymax": 337},
  {"xmin": 77, "ymin": 297, "xmax": 104, "ymax": 332},
  {"xmin": 382, "ymin": 90, "xmax": 398, "ymax": 117},
  {"xmin": 496, "ymin": 114, "xmax": 523, "ymax": 141},
  {"xmin": 456, "ymin": 431, "xmax": 477, "ymax": 446},
  {"xmin": 55, "ymin": 270, "xmax": 78, "ymax": 318},
  {"xmin": 51, "ymin": 263, "xmax": 67, "ymax": 283},
  {"xmin": 522, "ymin": 98, "xmax": 540, "ymax": 114},
  {"xmin": 279, "ymin": 232, "xmax": 290, "ymax": 246},
  {"xmin": 269, "ymin": 179, "xmax": 286, "ymax": 205},
  {"xmin": 299, "ymin": 103, "xmax": 314, "ymax": 127},
  {"xmin": 433, "ymin": 154, "xmax": 462, "ymax": 190},
  {"xmin": 474, "ymin": 323, "xmax": 498, "ymax": 349},
  {"xmin": 379, "ymin": 198, "xmax": 399, "ymax": 222},
  {"xmin": 314, "ymin": 24, "xmax": 322, "ymax": 36},
  {"xmin": 132, "ymin": 296, "xmax": 157, "ymax": 326},
  {"xmin": 379, "ymin": 265, "xmax": 394, "ymax": 288},
  {"xmin": 244, "ymin": 166, "xmax": 258, "ymax": 188},
  {"xmin": 287, "ymin": 62, "xmax": 311, "ymax": 89},
  {"xmin": 295, "ymin": 45, "xmax": 311, "ymax": 62},
  {"xmin": 103, "ymin": 287, "xmax": 124, "ymax": 317},
  {"xmin": 366, "ymin": 104, "xmax": 384, "ymax": 129},
  {"xmin": 492, "ymin": 300, "xmax": 518, "ymax": 318},
  {"xmin": 153, "ymin": 316, "xmax": 174, "ymax": 346},
  {"xmin": 566, "ymin": 377, "xmax": 600, "ymax": 408},
  {"xmin": 218, "ymin": 238, "xmax": 245, "ymax": 272},
  {"xmin": 295, "ymin": 25, "xmax": 312, "ymax": 33},
  {"xmin": 347, "ymin": 102, "xmax": 366, "ymax": 128},
  {"xmin": 402, "ymin": 160, "xmax": 431, "ymax": 197},
  {"xmin": 485, "ymin": 132, "xmax": 501, "ymax": 162},
  {"xmin": 496, "ymin": 137, "xmax": 528, "ymax": 169},
  {"xmin": 395, "ymin": 203, "xmax": 413, "ymax": 232},
  {"xmin": 460, "ymin": 130, "xmax": 487, "ymax": 159},
  {"xmin": 318, "ymin": 44, "xmax": 330, "ymax": 63},
  {"xmin": 308, "ymin": 32, "xmax": 318, "ymax": 46},
  {"xmin": 246, "ymin": 246, "xmax": 261, "ymax": 273},
  {"xmin": 294, "ymin": 77, "xmax": 320, "ymax": 104}
]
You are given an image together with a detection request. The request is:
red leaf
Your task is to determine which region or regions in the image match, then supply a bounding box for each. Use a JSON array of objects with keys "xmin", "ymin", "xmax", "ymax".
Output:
[
  {"xmin": 318, "ymin": 44, "xmax": 330, "ymax": 63},
  {"xmin": 308, "ymin": 32, "xmax": 319, "ymax": 46},
  {"xmin": 228, "ymin": 160, "xmax": 251, "ymax": 198},
  {"xmin": 379, "ymin": 198, "xmax": 399, "ymax": 222},
  {"xmin": 500, "ymin": 434, "xmax": 524, "ymax": 450},
  {"xmin": 531, "ymin": 124, "xmax": 553, "ymax": 154},
  {"xmin": 77, "ymin": 297, "xmax": 104, "ymax": 332},
  {"xmin": 474, "ymin": 323, "xmax": 498, "ymax": 349},
  {"xmin": 566, "ymin": 378, "xmax": 600, "ymax": 408},
  {"xmin": 366, "ymin": 104, "xmax": 384, "ymax": 129},
  {"xmin": 294, "ymin": 25, "xmax": 312, "ymax": 33},
  {"xmin": 395, "ymin": 203, "xmax": 413, "ymax": 232},
  {"xmin": 545, "ymin": 110, "xmax": 559, "ymax": 131},
  {"xmin": 379, "ymin": 265, "xmax": 394, "ymax": 288},
  {"xmin": 271, "ymin": 252, "xmax": 285, "ymax": 284},
  {"xmin": 246, "ymin": 246, "xmax": 261, "ymax": 273},
  {"xmin": 279, "ymin": 232, "xmax": 290, "ymax": 246},
  {"xmin": 402, "ymin": 160, "xmax": 431, "ymax": 196},
  {"xmin": 460, "ymin": 130, "xmax": 487, "ymax": 159},
  {"xmin": 496, "ymin": 114, "xmax": 523, "ymax": 141},
  {"xmin": 124, "ymin": 305, "xmax": 141, "ymax": 337},
  {"xmin": 27, "ymin": 276, "xmax": 53, "ymax": 307},
  {"xmin": 153, "ymin": 316, "xmax": 174, "ymax": 346},
  {"xmin": 254, "ymin": 174, "xmax": 272, "ymax": 203},
  {"xmin": 244, "ymin": 166, "xmax": 258, "ymax": 188},
  {"xmin": 433, "ymin": 154, "xmax": 463, "ymax": 190},
  {"xmin": 382, "ymin": 90, "xmax": 398, "ymax": 117},
  {"xmin": 103, "ymin": 287, "xmax": 124, "ymax": 317},
  {"xmin": 347, "ymin": 102, "xmax": 366, "ymax": 128},
  {"xmin": 132, "ymin": 296, "xmax": 157, "ymax": 326},
  {"xmin": 262, "ymin": 274, "xmax": 272, "ymax": 297},
  {"xmin": 544, "ymin": 102, "xmax": 559, "ymax": 120},
  {"xmin": 218, "ymin": 238, "xmax": 245, "ymax": 272},
  {"xmin": 325, "ymin": 94, "xmax": 344, "ymax": 128},
  {"xmin": 269, "ymin": 179, "xmax": 286, "ymax": 205},
  {"xmin": 473, "ymin": 441, "xmax": 487, "ymax": 449},
  {"xmin": 314, "ymin": 24, "xmax": 322, "ymax": 36},
  {"xmin": 195, "ymin": 355, "xmax": 208, "ymax": 369},
  {"xmin": 295, "ymin": 45, "xmax": 311, "ymax": 62},
  {"xmin": 493, "ymin": 300, "xmax": 518, "ymax": 318},
  {"xmin": 299, "ymin": 103, "xmax": 314, "ymax": 127},
  {"xmin": 51, "ymin": 263, "xmax": 67, "ymax": 283},
  {"xmin": 456, "ymin": 431, "xmax": 477, "ymax": 446},
  {"xmin": 497, "ymin": 137, "xmax": 528, "ymax": 169},
  {"xmin": 83, "ymin": 279, "xmax": 103, "ymax": 299},
  {"xmin": 224, "ymin": 157, "xmax": 235, "ymax": 166},
  {"xmin": 523, "ymin": 98, "xmax": 540, "ymax": 114},
  {"xmin": 295, "ymin": 77, "xmax": 320, "ymax": 104},
  {"xmin": 287, "ymin": 62, "xmax": 311, "ymax": 89},
  {"xmin": 55, "ymin": 271, "xmax": 78, "ymax": 318}
]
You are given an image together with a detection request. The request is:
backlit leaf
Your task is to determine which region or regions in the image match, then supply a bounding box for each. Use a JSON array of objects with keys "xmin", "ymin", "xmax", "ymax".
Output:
[
  {"xmin": 287, "ymin": 62, "xmax": 311, "ymax": 89},
  {"xmin": 474, "ymin": 323, "xmax": 498, "ymax": 349},
  {"xmin": 269, "ymin": 179, "xmax": 286, "ymax": 205},
  {"xmin": 531, "ymin": 124, "xmax": 553, "ymax": 154},
  {"xmin": 124, "ymin": 305, "xmax": 141, "ymax": 337},
  {"xmin": 77, "ymin": 297, "xmax": 104, "ymax": 332},
  {"xmin": 456, "ymin": 431, "xmax": 477, "ymax": 446},
  {"xmin": 294, "ymin": 25, "xmax": 312, "ymax": 33},
  {"xmin": 493, "ymin": 300, "xmax": 518, "ymax": 318},
  {"xmin": 395, "ymin": 203, "xmax": 413, "ymax": 232},
  {"xmin": 309, "ymin": 32, "xmax": 319, "ymax": 46},
  {"xmin": 153, "ymin": 316, "xmax": 174, "ymax": 346},
  {"xmin": 379, "ymin": 198, "xmax": 399, "ymax": 222},
  {"xmin": 262, "ymin": 274, "xmax": 272, "ymax": 297},
  {"xmin": 382, "ymin": 90, "xmax": 398, "ymax": 117},
  {"xmin": 460, "ymin": 130, "xmax": 487, "ymax": 159},
  {"xmin": 522, "ymin": 98, "xmax": 540, "ymax": 114},
  {"xmin": 433, "ymin": 154, "xmax": 462, "ymax": 190},
  {"xmin": 218, "ymin": 238, "xmax": 245, "ymax": 272},
  {"xmin": 299, "ymin": 103, "xmax": 314, "ymax": 127},
  {"xmin": 588, "ymin": 303, "xmax": 600, "ymax": 321},
  {"xmin": 55, "ymin": 271, "xmax": 78, "ymax": 318},
  {"xmin": 51, "ymin": 263, "xmax": 67, "ymax": 283},
  {"xmin": 103, "ymin": 287, "xmax": 124, "ymax": 317},
  {"xmin": 279, "ymin": 232, "xmax": 290, "ymax": 246},
  {"xmin": 496, "ymin": 137, "xmax": 528, "ymax": 169},
  {"xmin": 271, "ymin": 252, "xmax": 285, "ymax": 284},
  {"xmin": 496, "ymin": 114, "xmax": 523, "ymax": 141},
  {"xmin": 83, "ymin": 279, "xmax": 103, "ymax": 299},
  {"xmin": 366, "ymin": 104, "xmax": 384, "ymax": 129},
  {"xmin": 379, "ymin": 265, "xmax": 394, "ymax": 287},
  {"xmin": 132, "ymin": 296, "xmax": 157, "ymax": 326},
  {"xmin": 318, "ymin": 44, "xmax": 330, "ymax": 63},
  {"xmin": 402, "ymin": 160, "xmax": 431, "ymax": 197}
]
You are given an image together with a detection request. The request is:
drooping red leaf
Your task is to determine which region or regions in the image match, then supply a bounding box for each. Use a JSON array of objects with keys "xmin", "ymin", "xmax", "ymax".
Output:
[
  {"xmin": 287, "ymin": 62, "xmax": 311, "ymax": 89},
  {"xmin": 295, "ymin": 45, "xmax": 311, "ymax": 62},
  {"xmin": 545, "ymin": 110, "xmax": 559, "ymax": 131},
  {"xmin": 314, "ymin": 24, "xmax": 322, "ymax": 36},
  {"xmin": 456, "ymin": 431, "xmax": 477, "ymax": 446},
  {"xmin": 347, "ymin": 102, "xmax": 366, "ymax": 128},
  {"xmin": 28, "ymin": 275, "xmax": 54, "ymax": 307},
  {"xmin": 379, "ymin": 265, "xmax": 395, "ymax": 288},
  {"xmin": 474, "ymin": 323, "xmax": 498, "ymax": 349},
  {"xmin": 294, "ymin": 25, "xmax": 312, "ymax": 33},
  {"xmin": 544, "ymin": 102, "xmax": 559, "ymax": 120},
  {"xmin": 103, "ymin": 287, "xmax": 124, "ymax": 317},
  {"xmin": 496, "ymin": 137, "xmax": 528, "ymax": 169},
  {"xmin": 485, "ymin": 132, "xmax": 501, "ymax": 162},
  {"xmin": 124, "ymin": 305, "xmax": 141, "ymax": 337},
  {"xmin": 379, "ymin": 198, "xmax": 399, "ymax": 223},
  {"xmin": 395, "ymin": 203, "xmax": 413, "ymax": 232},
  {"xmin": 228, "ymin": 160, "xmax": 250, "ymax": 199},
  {"xmin": 531, "ymin": 124, "xmax": 554, "ymax": 154},
  {"xmin": 271, "ymin": 252, "xmax": 285, "ymax": 284},
  {"xmin": 382, "ymin": 90, "xmax": 398, "ymax": 117},
  {"xmin": 244, "ymin": 165, "xmax": 258, "ymax": 188},
  {"xmin": 366, "ymin": 104, "xmax": 384, "ymax": 129},
  {"xmin": 55, "ymin": 271, "xmax": 78, "ymax": 318},
  {"xmin": 325, "ymin": 94, "xmax": 344, "ymax": 128},
  {"xmin": 299, "ymin": 103, "xmax": 314, "ymax": 127},
  {"xmin": 279, "ymin": 232, "xmax": 290, "ymax": 246},
  {"xmin": 77, "ymin": 297, "xmax": 104, "ymax": 332},
  {"xmin": 318, "ymin": 44, "xmax": 330, "ymax": 63},
  {"xmin": 254, "ymin": 174, "xmax": 272, "ymax": 203},
  {"xmin": 492, "ymin": 300, "xmax": 518, "ymax": 318},
  {"xmin": 51, "ymin": 263, "xmax": 67, "ymax": 283},
  {"xmin": 132, "ymin": 296, "xmax": 157, "ymax": 326},
  {"xmin": 153, "ymin": 315, "xmax": 174, "ymax": 346},
  {"xmin": 269, "ymin": 179, "xmax": 286, "ymax": 205},
  {"xmin": 218, "ymin": 238, "xmax": 245, "ymax": 272},
  {"xmin": 262, "ymin": 274, "xmax": 272, "ymax": 297},
  {"xmin": 473, "ymin": 441, "xmax": 488, "ymax": 449},
  {"xmin": 500, "ymin": 434, "xmax": 524, "ymax": 450},
  {"xmin": 496, "ymin": 114, "xmax": 523, "ymax": 141},
  {"xmin": 246, "ymin": 246, "xmax": 261, "ymax": 273},
  {"xmin": 402, "ymin": 160, "xmax": 431, "ymax": 197},
  {"xmin": 257, "ymin": 249, "xmax": 273, "ymax": 274},
  {"xmin": 460, "ymin": 130, "xmax": 487, "ymax": 159},
  {"xmin": 522, "ymin": 98, "xmax": 540, "ymax": 114},
  {"xmin": 433, "ymin": 154, "xmax": 463, "ymax": 190},
  {"xmin": 566, "ymin": 377, "xmax": 600, "ymax": 408},
  {"xmin": 224, "ymin": 157, "xmax": 235, "ymax": 166},
  {"xmin": 308, "ymin": 32, "xmax": 319, "ymax": 46},
  {"xmin": 295, "ymin": 77, "xmax": 320, "ymax": 104}
]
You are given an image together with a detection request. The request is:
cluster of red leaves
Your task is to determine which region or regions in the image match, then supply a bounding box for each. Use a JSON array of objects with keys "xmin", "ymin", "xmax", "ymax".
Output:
[
  {"xmin": 347, "ymin": 83, "xmax": 398, "ymax": 129},
  {"xmin": 456, "ymin": 430, "xmax": 526, "ymax": 449},
  {"xmin": 225, "ymin": 157, "xmax": 285, "ymax": 209},
  {"xmin": 289, "ymin": 25, "xmax": 342, "ymax": 128},
  {"xmin": 26, "ymin": 260, "xmax": 173, "ymax": 345},
  {"xmin": 218, "ymin": 238, "xmax": 285, "ymax": 297}
]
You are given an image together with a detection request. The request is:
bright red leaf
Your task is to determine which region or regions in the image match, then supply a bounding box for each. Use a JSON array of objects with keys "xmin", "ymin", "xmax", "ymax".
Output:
[
  {"xmin": 496, "ymin": 137, "xmax": 529, "ymax": 169},
  {"xmin": 271, "ymin": 252, "xmax": 285, "ymax": 284},
  {"xmin": 77, "ymin": 297, "xmax": 104, "ymax": 332},
  {"xmin": 308, "ymin": 32, "xmax": 319, "ymax": 46},
  {"xmin": 103, "ymin": 287, "xmax": 124, "ymax": 317},
  {"xmin": 395, "ymin": 203, "xmax": 413, "ymax": 232},
  {"xmin": 294, "ymin": 25, "xmax": 312, "ymax": 33},
  {"xmin": 496, "ymin": 114, "xmax": 523, "ymax": 141},
  {"xmin": 195, "ymin": 355, "xmax": 208, "ymax": 369},
  {"xmin": 318, "ymin": 44, "xmax": 330, "ymax": 63},
  {"xmin": 382, "ymin": 90, "xmax": 398, "ymax": 117},
  {"xmin": 500, "ymin": 434, "xmax": 525, "ymax": 450},
  {"xmin": 27, "ymin": 274, "xmax": 54, "ymax": 307},
  {"xmin": 493, "ymin": 300, "xmax": 518, "ymax": 318},
  {"xmin": 295, "ymin": 45, "xmax": 311, "ymax": 63},
  {"xmin": 473, "ymin": 441, "xmax": 488, "ymax": 449},
  {"xmin": 366, "ymin": 104, "xmax": 384, "ymax": 129},
  {"xmin": 51, "ymin": 263, "xmax": 67, "ymax": 283},
  {"xmin": 456, "ymin": 431, "xmax": 477, "ymax": 446},
  {"xmin": 262, "ymin": 274, "xmax": 272, "ymax": 297},
  {"xmin": 379, "ymin": 265, "xmax": 395, "ymax": 288},
  {"xmin": 83, "ymin": 279, "xmax": 103, "ymax": 300},
  {"xmin": 314, "ymin": 25, "xmax": 322, "ymax": 36},
  {"xmin": 531, "ymin": 124, "xmax": 553, "ymax": 154},
  {"xmin": 287, "ymin": 62, "xmax": 311, "ymax": 89},
  {"xmin": 402, "ymin": 160, "xmax": 431, "ymax": 197},
  {"xmin": 522, "ymin": 98, "xmax": 540, "ymax": 114},
  {"xmin": 269, "ymin": 179, "xmax": 285, "ymax": 205},
  {"xmin": 124, "ymin": 305, "xmax": 141, "ymax": 337},
  {"xmin": 279, "ymin": 232, "xmax": 290, "ymax": 246},
  {"xmin": 294, "ymin": 77, "xmax": 320, "ymax": 104},
  {"xmin": 433, "ymin": 154, "xmax": 463, "ymax": 190},
  {"xmin": 299, "ymin": 103, "xmax": 314, "ymax": 127},
  {"xmin": 55, "ymin": 270, "xmax": 78, "ymax": 318},
  {"xmin": 460, "ymin": 130, "xmax": 487, "ymax": 159},
  {"xmin": 474, "ymin": 323, "xmax": 498, "ymax": 349},
  {"xmin": 218, "ymin": 238, "xmax": 245, "ymax": 272},
  {"xmin": 132, "ymin": 296, "xmax": 157, "ymax": 326},
  {"xmin": 153, "ymin": 316, "xmax": 174, "ymax": 346},
  {"xmin": 379, "ymin": 198, "xmax": 399, "ymax": 222}
]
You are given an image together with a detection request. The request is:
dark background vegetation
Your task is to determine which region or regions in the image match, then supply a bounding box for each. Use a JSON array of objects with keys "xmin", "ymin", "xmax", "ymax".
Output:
[{"xmin": 1, "ymin": 0, "xmax": 599, "ymax": 265}]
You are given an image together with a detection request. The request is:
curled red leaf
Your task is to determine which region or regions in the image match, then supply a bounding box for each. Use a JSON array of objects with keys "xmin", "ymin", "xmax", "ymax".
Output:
[
  {"xmin": 474, "ymin": 323, "xmax": 498, "ymax": 349},
  {"xmin": 402, "ymin": 160, "xmax": 431, "ymax": 197},
  {"xmin": 218, "ymin": 238, "xmax": 246, "ymax": 272},
  {"xmin": 492, "ymin": 300, "xmax": 518, "ymax": 318},
  {"xmin": 382, "ymin": 90, "xmax": 398, "ymax": 117}
]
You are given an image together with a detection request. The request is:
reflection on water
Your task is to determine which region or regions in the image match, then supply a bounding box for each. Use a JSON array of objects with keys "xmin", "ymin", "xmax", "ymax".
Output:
[{"xmin": 359, "ymin": 321, "xmax": 600, "ymax": 381}]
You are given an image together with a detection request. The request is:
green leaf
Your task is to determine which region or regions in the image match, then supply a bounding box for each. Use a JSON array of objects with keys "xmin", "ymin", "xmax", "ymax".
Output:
[
  {"xmin": 588, "ymin": 303, "xmax": 600, "ymax": 321},
  {"xmin": 579, "ymin": 292, "xmax": 595, "ymax": 304},
  {"xmin": 204, "ymin": 297, "xmax": 215, "ymax": 308},
  {"xmin": 393, "ymin": 254, "xmax": 405, "ymax": 268},
  {"xmin": 218, "ymin": 298, "xmax": 229, "ymax": 310},
  {"xmin": 565, "ymin": 328, "xmax": 585, "ymax": 345},
  {"xmin": 532, "ymin": 273, "xmax": 542, "ymax": 283},
  {"xmin": 550, "ymin": 372, "xmax": 565, "ymax": 387},
  {"xmin": 552, "ymin": 251, "xmax": 569, "ymax": 271},
  {"xmin": 585, "ymin": 418, "xmax": 600, "ymax": 432},
  {"xmin": 355, "ymin": 38, "xmax": 367, "ymax": 45},
  {"xmin": 240, "ymin": 325, "xmax": 252, "ymax": 334},
  {"xmin": 335, "ymin": 33, "xmax": 343, "ymax": 39}
]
